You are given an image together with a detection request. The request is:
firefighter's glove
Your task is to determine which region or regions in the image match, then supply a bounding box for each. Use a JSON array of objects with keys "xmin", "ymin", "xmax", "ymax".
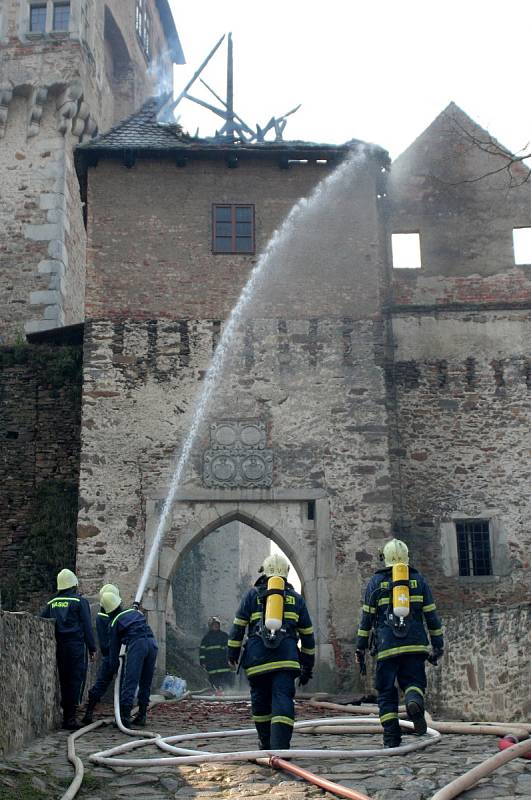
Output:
[
  {"xmin": 354, "ymin": 649, "xmax": 365, "ymax": 664},
  {"xmin": 428, "ymin": 647, "xmax": 444, "ymax": 666},
  {"xmin": 298, "ymin": 667, "xmax": 313, "ymax": 686},
  {"xmin": 228, "ymin": 658, "xmax": 238, "ymax": 669}
]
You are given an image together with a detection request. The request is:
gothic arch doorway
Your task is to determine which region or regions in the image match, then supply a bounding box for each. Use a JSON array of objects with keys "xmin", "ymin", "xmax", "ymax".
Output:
[{"xmin": 143, "ymin": 497, "xmax": 335, "ymax": 690}]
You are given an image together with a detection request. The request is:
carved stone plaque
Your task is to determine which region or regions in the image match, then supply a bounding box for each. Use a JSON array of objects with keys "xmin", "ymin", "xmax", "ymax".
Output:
[{"xmin": 203, "ymin": 419, "xmax": 273, "ymax": 488}]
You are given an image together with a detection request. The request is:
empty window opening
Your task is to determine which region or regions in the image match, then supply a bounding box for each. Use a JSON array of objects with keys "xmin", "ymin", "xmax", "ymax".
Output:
[
  {"xmin": 513, "ymin": 227, "xmax": 531, "ymax": 265},
  {"xmin": 456, "ymin": 519, "xmax": 492, "ymax": 576},
  {"xmin": 213, "ymin": 204, "xmax": 255, "ymax": 254},
  {"xmin": 29, "ymin": 4, "xmax": 47, "ymax": 32},
  {"xmin": 53, "ymin": 2, "xmax": 70, "ymax": 31},
  {"xmin": 392, "ymin": 233, "xmax": 422, "ymax": 269},
  {"xmin": 307, "ymin": 500, "xmax": 315, "ymax": 521},
  {"xmin": 6, "ymin": 431, "xmax": 19, "ymax": 440}
]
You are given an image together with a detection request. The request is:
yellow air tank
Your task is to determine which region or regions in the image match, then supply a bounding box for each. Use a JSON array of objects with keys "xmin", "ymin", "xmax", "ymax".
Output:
[
  {"xmin": 392, "ymin": 562, "xmax": 410, "ymax": 618},
  {"xmin": 265, "ymin": 576, "xmax": 285, "ymax": 633}
]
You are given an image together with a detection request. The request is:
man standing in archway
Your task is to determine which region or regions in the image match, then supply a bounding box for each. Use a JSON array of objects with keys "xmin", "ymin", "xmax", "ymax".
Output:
[
  {"xmin": 228, "ymin": 554, "xmax": 315, "ymax": 751},
  {"xmin": 199, "ymin": 616, "xmax": 234, "ymax": 691}
]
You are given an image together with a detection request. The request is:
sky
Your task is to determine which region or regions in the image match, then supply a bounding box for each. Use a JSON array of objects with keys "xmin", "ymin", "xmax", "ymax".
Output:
[{"xmin": 168, "ymin": 0, "xmax": 531, "ymax": 160}]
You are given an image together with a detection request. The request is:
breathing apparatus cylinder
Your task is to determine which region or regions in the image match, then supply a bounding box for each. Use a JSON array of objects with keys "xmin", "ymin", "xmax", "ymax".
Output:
[
  {"xmin": 392, "ymin": 562, "xmax": 410, "ymax": 618},
  {"xmin": 264, "ymin": 576, "xmax": 285, "ymax": 634}
]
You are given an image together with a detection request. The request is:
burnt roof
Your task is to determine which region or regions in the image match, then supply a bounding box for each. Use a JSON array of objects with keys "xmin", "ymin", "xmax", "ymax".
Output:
[{"xmin": 75, "ymin": 97, "xmax": 388, "ymax": 171}]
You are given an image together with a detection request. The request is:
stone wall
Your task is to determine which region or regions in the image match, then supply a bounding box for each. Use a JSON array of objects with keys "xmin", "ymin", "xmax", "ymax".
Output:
[
  {"xmin": 427, "ymin": 604, "xmax": 531, "ymax": 721},
  {"xmin": 0, "ymin": 342, "xmax": 82, "ymax": 610},
  {"xmin": 77, "ymin": 311, "xmax": 392, "ymax": 687},
  {"xmin": 0, "ymin": 0, "xmax": 179, "ymax": 341},
  {"xmin": 388, "ymin": 310, "xmax": 531, "ymax": 610},
  {"xmin": 0, "ymin": 611, "xmax": 59, "ymax": 754}
]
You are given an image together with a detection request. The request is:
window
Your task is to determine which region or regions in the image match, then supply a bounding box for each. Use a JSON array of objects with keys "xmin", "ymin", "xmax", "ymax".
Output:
[
  {"xmin": 135, "ymin": 0, "xmax": 151, "ymax": 60},
  {"xmin": 213, "ymin": 205, "xmax": 255, "ymax": 254},
  {"xmin": 513, "ymin": 227, "xmax": 531, "ymax": 265},
  {"xmin": 29, "ymin": 4, "xmax": 47, "ymax": 32},
  {"xmin": 53, "ymin": 2, "xmax": 70, "ymax": 31},
  {"xmin": 391, "ymin": 232, "xmax": 422, "ymax": 269},
  {"xmin": 456, "ymin": 519, "xmax": 492, "ymax": 576}
]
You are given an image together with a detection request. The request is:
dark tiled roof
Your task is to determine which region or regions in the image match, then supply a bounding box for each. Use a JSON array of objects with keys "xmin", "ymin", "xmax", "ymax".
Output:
[
  {"xmin": 78, "ymin": 96, "xmax": 187, "ymax": 152},
  {"xmin": 76, "ymin": 97, "xmax": 383, "ymax": 163}
]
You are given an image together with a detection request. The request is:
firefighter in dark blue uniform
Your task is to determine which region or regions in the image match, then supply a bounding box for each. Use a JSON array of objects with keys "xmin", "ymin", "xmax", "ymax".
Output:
[
  {"xmin": 101, "ymin": 591, "xmax": 158, "ymax": 728},
  {"xmin": 41, "ymin": 569, "xmax": 97, "ymax": 730},
  {"xmin": 228, "ymin": 554, "xmax": 315, "ymax": 751},
  {"xmin": 82, "ymin": 583, "xmax": 120, "ymax": 724},
  {"xmin": 199, "ymin": 617, "xmax": 234, "ymax": 690},
  {"xmin": 355, "ymin": 539, "xmax": 444, "ymax": 748}
]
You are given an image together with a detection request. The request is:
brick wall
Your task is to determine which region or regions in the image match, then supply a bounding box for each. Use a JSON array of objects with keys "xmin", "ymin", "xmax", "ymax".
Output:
[
  {"xmin": 0, "ymin": 343, "xmax": 82, "ymax": 610},
  {"xmin": 85, "ymin": 154, "xmax": 386, "ymax": 320}
]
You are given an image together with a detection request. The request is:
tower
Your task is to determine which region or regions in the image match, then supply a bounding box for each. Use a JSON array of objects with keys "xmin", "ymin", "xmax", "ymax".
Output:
[{"xmin": 0, "ymin": 0, "xmax": 184, "ymax": 340}]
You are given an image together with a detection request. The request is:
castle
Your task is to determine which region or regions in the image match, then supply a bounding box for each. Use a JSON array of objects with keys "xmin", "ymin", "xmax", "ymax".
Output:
[{"xmin": 1, "ymin": 0, "xmax": 530, "ymax": 718}]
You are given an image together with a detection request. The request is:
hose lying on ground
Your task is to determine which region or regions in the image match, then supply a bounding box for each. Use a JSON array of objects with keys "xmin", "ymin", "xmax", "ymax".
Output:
[{"xmin": 61, "ymin": 689, "xmax": 530, "ymax": 800}]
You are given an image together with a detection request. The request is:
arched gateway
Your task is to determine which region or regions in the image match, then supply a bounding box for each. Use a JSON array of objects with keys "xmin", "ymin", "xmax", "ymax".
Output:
[{"xmin": 140, "ymin": 495, "xmax": 335, "ymax": 688}]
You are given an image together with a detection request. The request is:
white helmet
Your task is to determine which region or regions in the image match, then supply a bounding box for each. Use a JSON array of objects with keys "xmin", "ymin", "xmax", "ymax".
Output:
[
  {"xmin": 262, "ymin": 553, "xmax": 290, "ymax": 579},
  {"xmin": 99, "ymin": 583, "xmax": 119, "ymax": 600},
  {"xmin": 382, "ymin": 538, "xmax": 409, "ymax": 567},
  {"xmin": 100, "ymin": 591, "xmax": 121, "ymax": 614},
  {"xmin": 57, "ymin": 569, "xmax": 78, "ymax": 591}
]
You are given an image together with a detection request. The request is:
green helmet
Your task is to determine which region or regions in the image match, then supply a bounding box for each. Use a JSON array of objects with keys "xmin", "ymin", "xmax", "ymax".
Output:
[
  {"xmin": 382, "ymin": 539, "xmax": 409, "ymax": 567},
  {"xmin": 57, "ymin": 569, "xmax": 78, "ymax": 591},
  {"xmin": 100, "ymin": 591, "xmax": 121, "ymax": 614},
  {"xmin": 99, "ymin": 583, "xmax": 119, "ymax": 600},
  {"xmin": 262, "ymin": 553, "xmax": 290, "ymax": 578}
]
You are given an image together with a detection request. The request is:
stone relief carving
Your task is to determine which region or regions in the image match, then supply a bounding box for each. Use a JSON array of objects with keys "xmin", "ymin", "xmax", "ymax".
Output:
[{"xmin": 203, "ymin": 420, "xmax": 273, "ymax": 488}]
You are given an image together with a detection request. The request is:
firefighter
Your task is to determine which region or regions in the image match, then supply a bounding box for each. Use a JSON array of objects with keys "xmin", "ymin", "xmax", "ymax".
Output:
[
  {"xmin": 199, "ymin": 616, "xmax": 233, "ymax": 690},
  {"xmin": 228, "ymin": 553, "xmax": 315, "ymax": 751},
  {"xmin": 81, "ymin": 583, "xmax": 120, "ymax": 725},
  {"xmin": 355, "ymin": 538, "xmax": 444, "ymax": 748},
  {"xmin": 41, "ymin": 569, "xmax": 97, "ymax": 730},
  {"xmin": 101, "ymin": 591, "xmax": 158, "ymax": 728}
]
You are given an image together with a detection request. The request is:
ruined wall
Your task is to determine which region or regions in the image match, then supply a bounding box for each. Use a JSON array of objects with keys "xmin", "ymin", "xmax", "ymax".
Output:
[
  {"xmin": 0, "ymin": 342, "xmax": 82, "ymax": 610},
  {"xmin": 428, "ymin": 604, "xmax": 531, "ymax": 721},
  {"xmin": 0, "ymin": 612, "xmax": 59, "ymax": 754},
  {"xmin": 388, "ymin": 102, "xmax": 531, "ymax": 302}
]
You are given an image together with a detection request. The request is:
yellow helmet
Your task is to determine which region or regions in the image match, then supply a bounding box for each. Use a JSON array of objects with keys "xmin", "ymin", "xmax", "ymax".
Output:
[
  {"xmin": 100, "ymin": 591, "xmax": 121, "ymax": 614},
  {"xmin": 99, "ymin": 583, "xmax": 119, "ymax": 600},
  {"xmin": 57, "ymin": 569, "xmax": 78, "ymax": 591},
  {"xmin": 382, "ymin": 539, "xmax": 409, "ymax": 567},
  {"xmin": 262, "ymin": 553, "xmax": 290, "ymax": 578}
]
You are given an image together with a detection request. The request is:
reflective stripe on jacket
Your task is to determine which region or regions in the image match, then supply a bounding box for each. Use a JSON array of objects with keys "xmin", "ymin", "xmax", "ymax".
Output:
[
  {"xmin": 355, "ymin": 567, "xmax": 443, "ymax": 660},
  {"xmin": 228, "ymin": 576, "xmax": 315, "ymax": 678}
]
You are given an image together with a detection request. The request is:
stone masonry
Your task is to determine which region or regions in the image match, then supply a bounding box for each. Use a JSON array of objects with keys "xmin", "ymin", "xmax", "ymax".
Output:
[{"xmin": 0, "ymin": 0, "xmax": 183, "ymax": 340}]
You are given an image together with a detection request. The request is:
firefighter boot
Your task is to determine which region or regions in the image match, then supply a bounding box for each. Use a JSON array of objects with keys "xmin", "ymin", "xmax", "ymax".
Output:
[
  {"xmin": 406, "ymin": 700, "xmax": 427, "ymax": 736},
  {"xmin": 382, "ymin": 718, "xmax": 402, "ymax": 748},
  {"xmin": 62, "ymin": 710, "xmax": 81, "ymax": 731},
  {"xmin": 131, "ymin": 705, "xmax": 148, "ymax": 727},
  {"xmin": 81, "ymin": 697, "xmax": 97, "ymax": 725},
  {"xmin": 120, "ymin": 707, "xmax": 132, "ymax": 728}
]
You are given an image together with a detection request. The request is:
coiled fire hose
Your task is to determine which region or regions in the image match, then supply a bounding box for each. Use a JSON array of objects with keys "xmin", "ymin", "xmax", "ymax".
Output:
[{"xmin": 60, "ymin": 673, "xmax": 531, "ymax": 800}]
